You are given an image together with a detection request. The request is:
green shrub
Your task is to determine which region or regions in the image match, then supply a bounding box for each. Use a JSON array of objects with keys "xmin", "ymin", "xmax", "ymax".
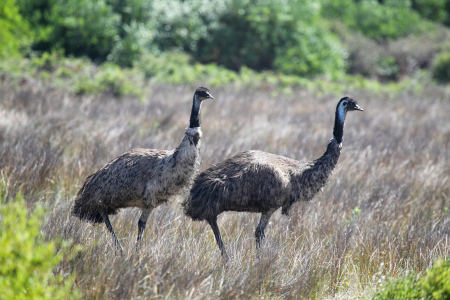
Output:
[
  {"xmin": 105, "ymin": 0, "xmax": 154, "ymax": 67},
  {"xmin": 421, "ymin": 258, "xmax": 450, "ymax": 299},
  {"xmin": 137, "ymin": 52, "xmax": 239, "ymax": 85},
  {"xmin": 273, "ymin": 25, "xmax": 346, "ymax": 77},
  {"xmin": 49, "ymin": 0, "xmax": 120, "ymax": 62},
  {"xmin": 372, "ymin": 257, "xmax": 450, "ymax": 300},
  {"xmin": 0, "ymin": 0, "xmax": 32, "ymax": 58},
  {"xmin": 372, "ymin": 272, "xmax": 422, "ymax": 299},
  {"xmin": 74, "ymin": 62, "xmax": 142, "ymax": 97},
  {"xmin": 432, "ymin": 51, "xmax": 450, "ymax": 83},
  {"xmin": 0, "ymin": 192, "xmax": 81, "ymax": 300},
  {"xmin": 321, "ymin": 0, "xmax": 434, "ymax": 41},
  {"xmin": 411, "ymin": 0, "xmax": 450, "ymax": 25},
  {"xmin": 18, "ymin": 0, "xmax": 121, "ymax": 62}
]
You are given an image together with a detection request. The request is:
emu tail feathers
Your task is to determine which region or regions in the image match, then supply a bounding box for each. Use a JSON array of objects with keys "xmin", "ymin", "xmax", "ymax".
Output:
[
  {"xmin": 183, "ymin": 183, "xmax": 220, "ymax": 221},
  {"xmin": 72, "ymin": 196, "xmax": 104, "ymax": 224}
]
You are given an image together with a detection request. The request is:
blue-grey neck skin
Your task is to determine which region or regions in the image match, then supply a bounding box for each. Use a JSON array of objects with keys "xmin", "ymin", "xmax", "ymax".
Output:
[
  {"xmin": 333, "ymin": 102, "xmax": 346, "ymax": 144},
  {"xmin": 189, "ymin": 94, "xmax": 202, "ymax": 128}
]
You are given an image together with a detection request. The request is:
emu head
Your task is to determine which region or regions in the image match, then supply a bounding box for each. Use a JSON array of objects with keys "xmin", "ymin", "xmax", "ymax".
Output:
[{"xmin": 195, "ymin": 87, "xmax": 214, "ymax": 101}]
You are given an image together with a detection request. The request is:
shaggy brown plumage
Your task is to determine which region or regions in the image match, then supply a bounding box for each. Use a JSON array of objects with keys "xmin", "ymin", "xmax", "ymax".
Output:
[
  {"xmin": 73, "ymin": 87, "xmax": 213, "ymax": 251},
  {"xmin": 183, "ymin": 97, "xmax": 363, "ymax": 259}
]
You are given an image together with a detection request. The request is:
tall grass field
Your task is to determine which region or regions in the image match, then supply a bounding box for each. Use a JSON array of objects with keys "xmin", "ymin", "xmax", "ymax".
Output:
[{"xmin": 1, "ymin": 76, "xmax": 450, "ymax": 299}]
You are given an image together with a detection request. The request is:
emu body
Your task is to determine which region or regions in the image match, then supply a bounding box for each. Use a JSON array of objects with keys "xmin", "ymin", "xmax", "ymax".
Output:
[
  {"xmin": 73, "ymin": 87, "xmax": 213, "ymax": 251},
  {"xmin": 183, "ymin": 97, "xmax": 362, "ymax": 259}
]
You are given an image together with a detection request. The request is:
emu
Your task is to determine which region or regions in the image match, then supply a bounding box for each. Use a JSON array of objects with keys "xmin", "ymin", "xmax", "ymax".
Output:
[
  {"xmin": 72, "ymin": 87, "xmax": 214, "ymax": 252},
  {"xmin": 183, "ymin": 97, "xmax": 363, "ymax": 259}
]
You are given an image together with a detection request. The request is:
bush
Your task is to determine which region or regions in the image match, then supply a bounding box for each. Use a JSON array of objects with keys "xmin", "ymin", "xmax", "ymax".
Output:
[
  {"xmin": 18, "ymin": 0, "xmax": 121, "ymax": 63},
  {"xmin": 0, "ymin": 191, "xmax": 81, "ymax": 300},
  {"xmin": 0, "ymin": 0, "xmax": 32, "ymax": 58},
  {"xmin": 421, "ymin": 258, "xmax": 450, "ymax": 299},
  {"xmin": 49, "ymin": 0, "xmax": 120, "ymax": 62},
  {"xmin": 411, "ymin": 0, "xmax": 450, "ymax": 25},
  {"xmin": 372, "ymin": 257, "xmax": 450, "ymax": 300},
  {"xmin": 74, "ymin": 62, "xmax": 142, "ymax": 97},
  {"xmin": 432, "ymin": 51, "xmax": 450, "ymax": 83},
  {"xmin": 137, "ymin": 52, "xmax": 240, "ymax": 85},
  {"xmin": 321, "ymin": 0, "xmax": 434, "ymax": 41}
]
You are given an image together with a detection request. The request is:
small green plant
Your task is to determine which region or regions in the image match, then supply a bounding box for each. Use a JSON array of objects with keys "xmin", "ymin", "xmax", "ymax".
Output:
[
  {"xmin": 0, "ymin": 191, "xmax": 81, "ymax": 300},
  {"xmin": 347, "ymin": 206, "xmax": 361, "ymax": 224},
  {"xmin": 432, "ymin": 51, "xmax": 450, "ymax": 83},
  {"xmin": 372, "ymin": 257, "xmax": 450, "ymax": 300}
]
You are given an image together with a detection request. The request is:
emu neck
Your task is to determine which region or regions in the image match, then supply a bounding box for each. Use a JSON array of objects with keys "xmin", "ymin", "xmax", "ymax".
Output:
[
  {"xmin": 285, "ymin": 137, "xmax": 341, "ymax": 213},
  {"xmin": 189, "ymin": 95, "xmax": 202, "ymax": 128},
  {"xmin": 333, "ymin": 106, "xmax": 346, "ymax": 144}
]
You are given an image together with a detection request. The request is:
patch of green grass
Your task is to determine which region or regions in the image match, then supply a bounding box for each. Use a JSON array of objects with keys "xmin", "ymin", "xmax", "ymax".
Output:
[{"xmin": 1, "ymin": 51, "xmax": 436, "ymax": 101}]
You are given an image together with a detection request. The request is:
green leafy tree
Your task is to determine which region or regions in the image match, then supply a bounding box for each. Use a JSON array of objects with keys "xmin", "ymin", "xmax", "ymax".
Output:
[
  {"xmin": 151, "ymin": 0, "xmax": 345, "ymax": 76},
  {"xmin": 411, "ymin": 0, "xmax": 450, "ymax": 25},
  {"xmin": 48, "ymin": 0, "xmax": 120, "ymax": 62},
  {"xmin": 321, "ymin": 0, "xmax": 432, "ymax": 41},
  {"xmin": 0, "ymin": 0, "xmax": 32, "ymax": 58}
]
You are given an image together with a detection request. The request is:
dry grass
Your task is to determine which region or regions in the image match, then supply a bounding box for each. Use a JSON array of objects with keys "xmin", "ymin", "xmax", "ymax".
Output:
[{"xmin": 1, "ymin": 75, "xmax": 450, "ymax": 299}]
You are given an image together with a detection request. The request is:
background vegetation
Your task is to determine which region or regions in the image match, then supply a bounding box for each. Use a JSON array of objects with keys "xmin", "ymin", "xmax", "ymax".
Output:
[
  {"xmin": 1, "ymin": 0, "xmax": 450, "ymax": 299},
  {"xmin": 1, "ymin": 0, "xmax": 450, "ymax": 81}
]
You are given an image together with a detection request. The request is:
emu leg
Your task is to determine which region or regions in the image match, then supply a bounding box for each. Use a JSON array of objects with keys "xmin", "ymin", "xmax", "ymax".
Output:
[
  {"xmin": 136, "ymin": 208, "xmax": 152, "ymax": 250},
  {"xmin": 207, "ymin": 217, "xmax": 228, "ymax": 261},
  {"xmin": 100, "ymin": 210, "xmax": 124, "ymax": 253},
  {"xmin": 255, "ymin": 209, "xmax": 276, "ymax": 250}
]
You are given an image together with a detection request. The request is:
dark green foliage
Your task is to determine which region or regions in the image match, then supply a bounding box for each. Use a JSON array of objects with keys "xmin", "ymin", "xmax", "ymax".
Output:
[
  {"xmin": 15, "ymin": 0, "xmax": 347, "ymax": 77},
  {"xmin": 10, "ymin": 0, "xmax": 450, "ymax": 79},
  {"xmin": 16, "ymin": 0, "xmax": 54, "ymax": 51},
  {"xmin": 49, "ymin": 0, "xmax": 120, "ymax": 62},
  {"xmin": 18, "ymin": 0, "xmax": 122, "ymax": 63},
  {"xmin": 189, "ymin": 0, "xmax": 345, "ymax": 76},
  {"xmin": 372, "ymin": 258, "xmax": 450, "ymax": 300},
  {"xmin": 411, "ymin": 0, "xmax": 450, "ymax": 26},
  {"xmin": 432, "ymin": 51, "xmax": 450, "ymax": 82},
  {"xmin": 106, "ymin": 0, "xmax": 153, "ymax": 66}
]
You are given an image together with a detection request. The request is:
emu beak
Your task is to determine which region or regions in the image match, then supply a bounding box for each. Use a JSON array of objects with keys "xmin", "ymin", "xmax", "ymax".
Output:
[
  {"xmin": 351, "ymin": 103, "xmax": 363, "ymax": 111},
  {"xmin": 207, "ymin": 92, "xmax": 214, "ymax": 99}
]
